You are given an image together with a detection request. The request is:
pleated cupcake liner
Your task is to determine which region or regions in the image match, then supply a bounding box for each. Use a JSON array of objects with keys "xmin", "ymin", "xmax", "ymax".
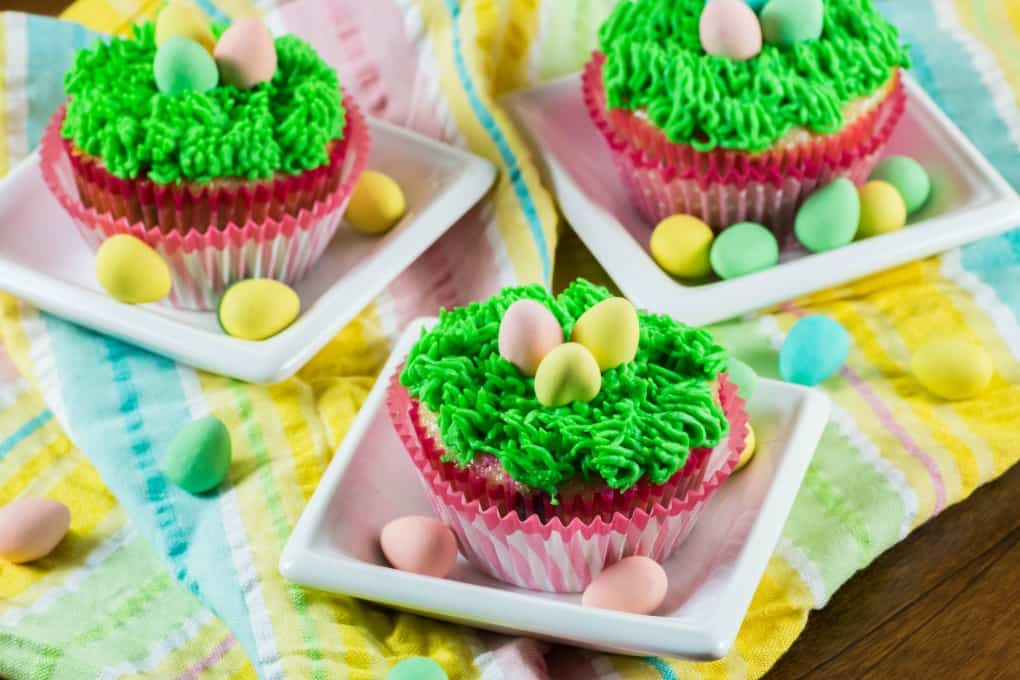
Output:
[
  {"xmin": 56, "ymin": 95, "xmax": 360, "ymax": 233},
  {"xmin": 583, "ymin": 54, "xmax": 906, "ymax": 237},
  {"xmin": 614, "ymin": 151, "xmax": 886, "ymax": 244},
  {"xmin": 41, "ymin": 97, "xmax": 370, "ymax": 311},
  {"xmin": 387, "ymin": 370, "xmax": 748, "ymax": 593},
  {"xmin": 585, "ymin": 52, "xmax": 905, "ymax": 185}
]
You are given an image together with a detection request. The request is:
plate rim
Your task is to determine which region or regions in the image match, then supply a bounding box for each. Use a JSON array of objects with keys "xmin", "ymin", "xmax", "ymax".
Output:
[
  {"xmin": 502, "ymin": 72, "xmax": 1020, "ymax": 327},
  {"xmin": 280, "ymin": 317, "xmax": 831, "ymax": 660},
  {"xmin": 0, "ymin": 118, "xmax": 497, "ymax": 383}
]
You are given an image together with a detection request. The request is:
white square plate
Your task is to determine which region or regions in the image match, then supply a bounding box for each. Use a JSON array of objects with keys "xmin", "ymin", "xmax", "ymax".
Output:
[
  {"xmin": 503, "ymin": 74, "xmax": 1020, "ymax": 326},
  {"xmin": 0, "ymin": 119, "xmax": 495, "ymax": 383},
  {"xmin": 280, "ymin": 318, "xmax": 830, "ymax": 660}
]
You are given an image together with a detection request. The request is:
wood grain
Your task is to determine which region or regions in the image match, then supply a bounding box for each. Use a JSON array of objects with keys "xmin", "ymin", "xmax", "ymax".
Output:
[{"xmin": 0, "ymin": 1, "xmax": 71, "ymax": 15}]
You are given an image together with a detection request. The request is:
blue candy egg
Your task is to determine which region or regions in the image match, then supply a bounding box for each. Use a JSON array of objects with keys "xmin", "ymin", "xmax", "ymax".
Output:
[
  {"xmin": 780, "ymin": 315, "xmax": 850, "ymax": 386},
  {"xmin": 705, "ymin": 0, "xmax": 768, "ymax": 11}
]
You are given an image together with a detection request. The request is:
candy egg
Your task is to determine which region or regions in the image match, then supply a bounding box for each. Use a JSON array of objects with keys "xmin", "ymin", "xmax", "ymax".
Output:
[
  {"xmin": 760, "ymin": 0, "xmax": 824, "ymax": 47},
  {"xmin": 727, "ymin": 357, "xmax": 758, "ymax": 401},
  {"xmin": 380, "ymin": 516, "xmax": 458, "ymax": 578},
  {"xmin": 0, "ymin": 499, "xmax": 70, "ymax": 564},
  {"xmin": 734, "ymin": 424, "xmax": 757, "ymax": 472},
  {"xmin": 534, "ymin": 343, "xmax": 602, "ymax": 407},
  {"xmin": 709, "ymin": 222, "xmax": 779, "ymax": 280},
  {"xmin": 345, "ymin": 171, "xmax": 407, "ymax": 234},
  {"xmin": 154, "ymin": 36, "xmax": 219, "ymax": 96},
  {"xmin": 570, "ymin": 297, "xmax": 640, "ymax": 371},
  {"xmin": 780, "ymin": 315, "xmax": 850, "ymax": 386},
  {"xmin": 214, "ymin": 18, "xmax": 277, "ymax": 90},
  {"xmin": 911, "ymin": 339, "xmax": 993, "ymax": 401},
  {"xmin": 155, "ymin": 1, "xmax": 216, "ymax": 53},
  {"xmin": 856, "ymin": 181, "xmax": 907, "ymax": 239},
  {"xmin": 217, "ymin": 279, "xmax": 300, "ymax": 340},
  {"xmin": 387, "ymin": 657, "xmax": 448, "ymax": 680},
  {"xmin": 163, "ymin": 416, "xmax": 232, "ymax": 494},
  {"xmin": 498, "ymin": 299, "xmax": 564, "ymax": 376},
  {"xmin": 794, "ymin": 178, "xmax": 860, "ymax": 253},
  {"xmin": 95, "ymin": 235, "xmax": 172, "ymax": 304},
  {"xmin": 582, "ymin": 556, "xmax": 668, "ymax": 615},
  {"xmin": 871, "ymin": 156, "xmax": 931, "ymax": 214},
  {"xmin": 699, "ymin": 0, "xmax": 763, "ymax": 61},
  {"xmin": 649, "ymin": 214, "xmax": 714, "ymax": 279}
]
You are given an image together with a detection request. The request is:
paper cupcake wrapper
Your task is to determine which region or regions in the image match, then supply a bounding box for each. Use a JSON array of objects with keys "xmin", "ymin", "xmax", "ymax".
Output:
[
  {"xmin": 584, "ymin": 53, "xmax": 905, "ymax": 184},
  {"xmin": 41, "ymin": 98, "xmax": 370, "ymax": 310},
  {"xmin": 406, "ymin": 381, "xmax": 732, "ymax": 525},
  {"xmin": 615, "ymin": 151, "xmax": 886, "ymax": 245},
  {"xmin": 55, "ymin": 95, "xmax": 358, "ymax": 233},
  {"xmin": 387, "ymin": 370, "xmax": 748, "ymax": 592}
]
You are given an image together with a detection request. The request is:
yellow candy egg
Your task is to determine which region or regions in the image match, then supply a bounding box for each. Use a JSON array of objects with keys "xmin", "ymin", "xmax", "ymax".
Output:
[
  {"xmin": 856, "ymin": 180, "xmax": 907, "ymax": 239},
  {"xmin": 217, "ymin": 279, "xmax": 300, "ymax": 341},
  {"xmin": 911, "ymin": 339, "xmax": 993, "ymax": 401},
  {"xmin": 345, "ymin": 171, "xmax": 407, "ymax": 234},
  {"xmin": 156, "ymin": 1, "xmax": 216, "ymax": 53},
  {"xmin": 95, "ymin": 235, "xmax": 172, "ymax": 305},
  {"xmin": 570, "ymin": 297, "xmax": 640, "ymax": 371},
  {"xmin": 734, "ymin": 424, "xmax": 756, "ymax": 472},
  {"xmin": 534, "ymin": 343, "xmax": 602, "ymax": 407},
  {"xmin": 649, "ymin": 214, "xmax": 714, "ymax": 279}
]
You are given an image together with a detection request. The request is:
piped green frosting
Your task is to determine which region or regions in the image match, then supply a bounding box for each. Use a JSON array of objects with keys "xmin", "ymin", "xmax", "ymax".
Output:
[
  {"xmin": 598, "ymin": 0, "xmax": 910, "ymax": 152},
  {"xmin": 61, "ymin": 22, "xmax": 345, "ymax": 183},
  {"xmin": 399, "ymin": 280, "xmax": 729, "ymax": 497}
]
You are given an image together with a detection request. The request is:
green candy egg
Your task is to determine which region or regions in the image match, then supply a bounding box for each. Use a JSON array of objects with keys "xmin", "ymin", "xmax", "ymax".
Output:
[
  {"xmin": 760, "ymin": 0, "xmax": 823, "ymax": 47},
  {"xmin": 795, "ymin": 178, "xmax": 861, "ymax": 253},
  {"xmin": 163, "ymin": 416, "xmax": 232, "ymax": 494},
  {"xmin": 870, "ymin": 156, "xmax": 931, "ymax": 214},
  {"xmin": 154, "ymin": 36, "xmax": 219, "ymax": 96},
  {"xmin": 726, "ymin": 357, "xmax": 758, "ymax": 401},
  {"xmin": 386, "ymin": 657, "xmax": 448, "ymax": 680},
  {"xmin": 709, "ymin": 222, "xmax": 779, "ymax": 280}
]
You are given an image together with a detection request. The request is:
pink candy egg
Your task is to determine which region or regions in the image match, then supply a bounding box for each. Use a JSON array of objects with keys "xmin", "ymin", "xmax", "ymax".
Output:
[
  {"xmin": 582, "ymin": 556, "xmax": 668, "ymax": 614},
  {"xmin": 380, "ymin": 516, "xmax": 459, "ymax": 578},
  {"xmin": 214, "ymin": 17, "xmax": 277, "ymax": 90},
  {"xmin": 498, "ymin": 299, "xmax": 564, "ymax": 376},
  {"xmin": 699, "ymin": 0, "xmax": 763, "ymax": 62},
  {"xmin": 0, "ymin": 498, "xmax": 71, "ymax": 564}
]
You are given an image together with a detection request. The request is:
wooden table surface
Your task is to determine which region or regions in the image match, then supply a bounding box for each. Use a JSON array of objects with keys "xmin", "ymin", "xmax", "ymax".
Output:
[{"xmin": 4, "ymin": 1, "xmax": 1018, "ymax": 678}]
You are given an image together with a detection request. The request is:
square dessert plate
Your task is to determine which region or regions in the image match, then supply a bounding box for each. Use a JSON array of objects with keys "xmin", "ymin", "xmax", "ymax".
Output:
[
  {"xmin": 0, "ymin": 119, "xmax": 495, "ymax": 383},
  {"xmin": 280, "ymin": 318, "xmax": 831, "ymax": 660},
  {"xmin": 503, "ymin": 73, "xmax": 1020, "ymax": 326}
]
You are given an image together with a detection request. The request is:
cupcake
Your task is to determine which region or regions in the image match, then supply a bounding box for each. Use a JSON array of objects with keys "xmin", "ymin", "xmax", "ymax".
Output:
[
  {"xmin": 583, "ymin": 0, "xmax": 910, "ymax": 242},
  {"xmin": 387, "ymin": 279, "xmax": 748, "ymax": 592},
  {"xmin": 40, "ymin": 9, "xmax": 369, "ymax": 309}
]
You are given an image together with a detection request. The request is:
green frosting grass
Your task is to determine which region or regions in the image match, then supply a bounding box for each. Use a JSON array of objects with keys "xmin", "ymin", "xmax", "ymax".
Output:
[
  {"xmin": 598, "ymin": 0, "xmax": 910, "ymax": 152},
  {"xmin": 62, "ymin": 22, "xmax": 345, "ymax": 183},
  {"xmin": 399, "ymin": 280, "xmax": 729, "ymax": 497}
]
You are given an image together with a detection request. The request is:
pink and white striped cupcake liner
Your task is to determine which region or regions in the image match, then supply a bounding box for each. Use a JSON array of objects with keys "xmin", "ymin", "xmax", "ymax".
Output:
[
  {"xmin": 387, "ymin": 370, "xmax": 748, "ymax": 593},
  {"xmin": 582, "ymin": 54, "xmax": 906, "ymax": 242},
  {"xmin": 40, "ymin": 97, "xmax": 370, "ymax": 311}
]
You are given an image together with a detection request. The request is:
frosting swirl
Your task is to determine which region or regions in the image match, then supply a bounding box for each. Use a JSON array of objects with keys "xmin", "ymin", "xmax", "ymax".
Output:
[
  {"xmin": 400, "ymin": 280, "xmax": 729, "ymax": 496},
  {"xmin": 61, "ymin": 22, "xmax": 345, "ymax": 183},
  {"xmin": 598, "ymin": 0, "xmax": 910, "ymax": 152}
]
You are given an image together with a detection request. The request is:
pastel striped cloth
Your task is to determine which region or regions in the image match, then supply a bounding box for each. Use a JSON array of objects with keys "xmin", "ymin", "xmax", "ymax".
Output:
[{"xmin": 1, "ymin": 1, "xmax": 1018, "ymax": 678}]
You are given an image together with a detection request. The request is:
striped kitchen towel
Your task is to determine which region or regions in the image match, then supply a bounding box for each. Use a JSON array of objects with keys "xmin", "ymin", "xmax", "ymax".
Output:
[{"xmin": 1, "ymin": 1, "xmax": 1019, "ymax": 678}]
